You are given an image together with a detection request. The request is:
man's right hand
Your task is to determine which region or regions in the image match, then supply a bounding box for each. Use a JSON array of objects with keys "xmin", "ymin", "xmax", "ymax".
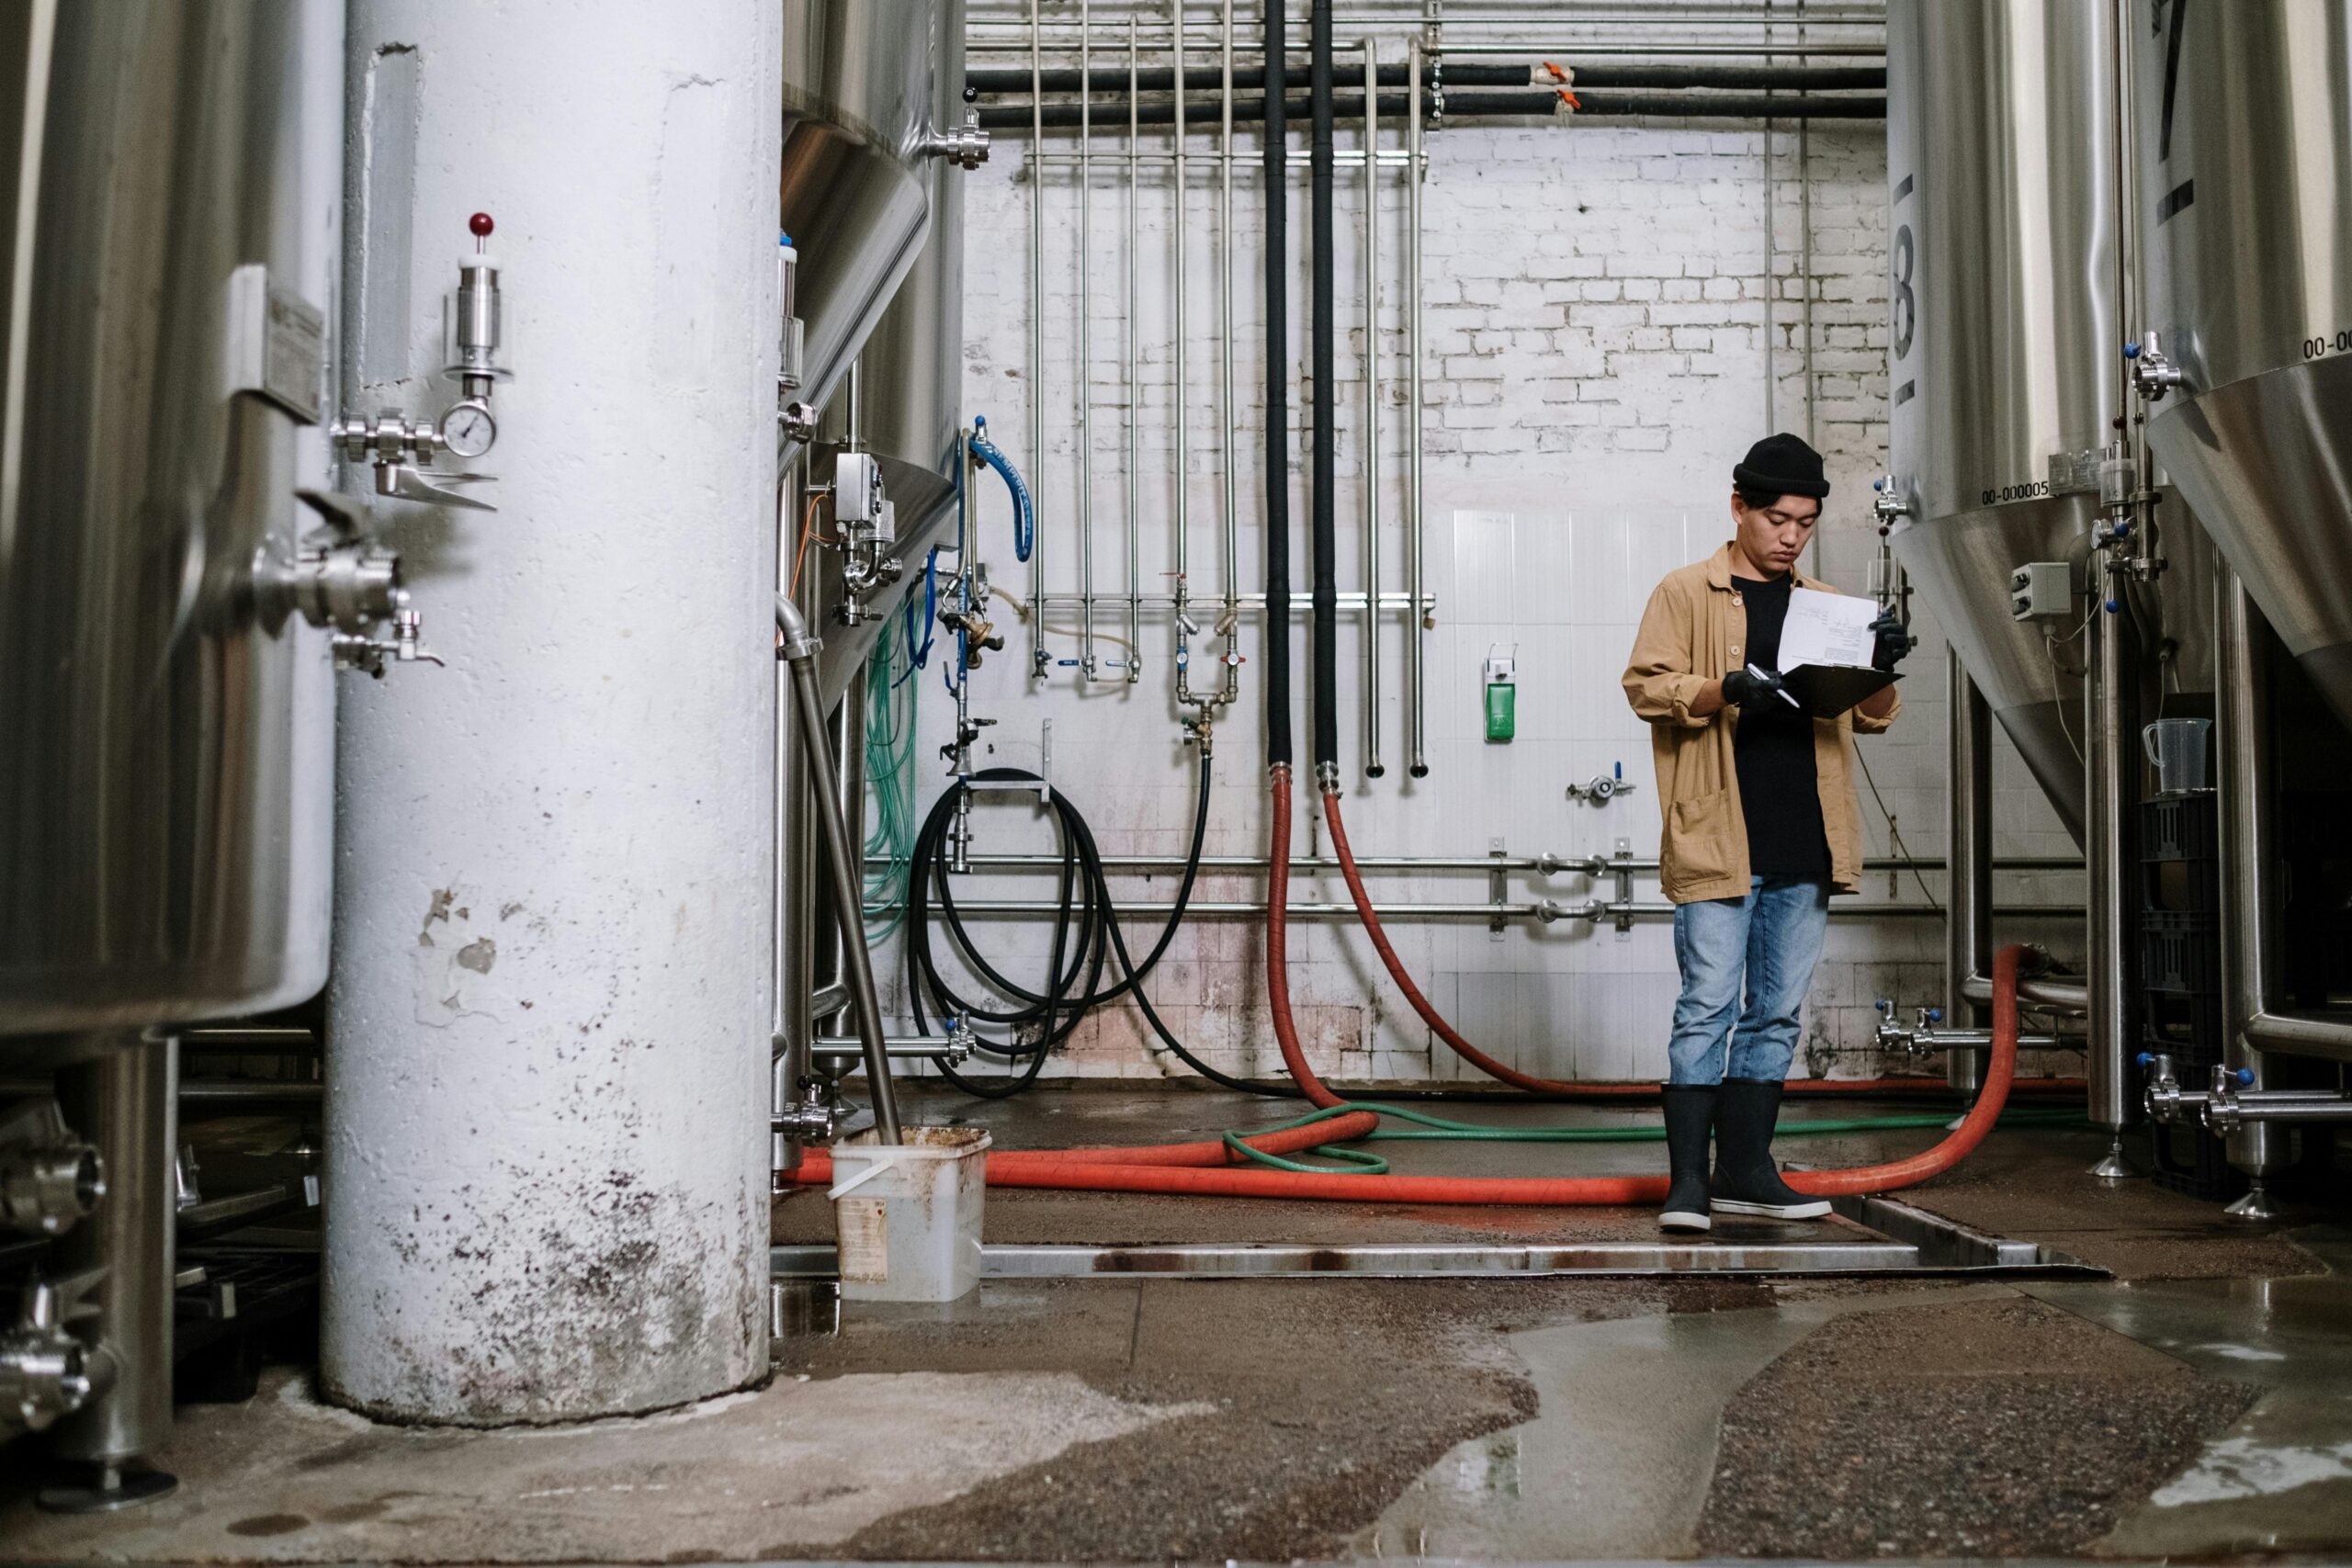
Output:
[{"xmin": 1721, "ymin": 667, "xmax": 1786, "ymax": 709}]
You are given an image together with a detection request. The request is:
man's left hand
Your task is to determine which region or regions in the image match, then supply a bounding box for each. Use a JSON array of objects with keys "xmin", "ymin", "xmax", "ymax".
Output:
[{"xmin": 1870, "ymin": 611, "xmax": 1912, "ymax": 671}]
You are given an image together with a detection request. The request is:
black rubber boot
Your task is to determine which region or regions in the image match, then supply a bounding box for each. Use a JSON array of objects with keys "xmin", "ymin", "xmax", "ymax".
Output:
[
  {"xmin": 1712, "ymin": 1077, "xmax": 1831, "ymax": 1219},
  {"xmin": 1658, "ymin": 1085, "xmax": 1716, "ymax": 1233}
]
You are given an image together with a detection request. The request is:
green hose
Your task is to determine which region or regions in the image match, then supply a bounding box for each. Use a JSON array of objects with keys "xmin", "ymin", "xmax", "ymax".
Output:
[
  {"xmin": 861, "ymin": 623, "xmax": 921, "ymax": 943},
  {"xmin": 1215, "ymin": 1100, "xmax": 2088, "ymax": 1176}
]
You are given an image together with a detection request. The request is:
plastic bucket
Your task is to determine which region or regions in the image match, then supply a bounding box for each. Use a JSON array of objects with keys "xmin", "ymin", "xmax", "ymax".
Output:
[
  {"xmin": 2142, "ymin": 717, "xmax": 2213, "ymax": 795},
  {"xmin": 828, "ymin": 1125, "xmax": 990, "ymax": 1303}
]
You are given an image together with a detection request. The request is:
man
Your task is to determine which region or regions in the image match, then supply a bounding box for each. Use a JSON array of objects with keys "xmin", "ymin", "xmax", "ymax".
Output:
[{"xmin": 1621, "ymin": 433, "xmax": 1909, "ymax": 1233}]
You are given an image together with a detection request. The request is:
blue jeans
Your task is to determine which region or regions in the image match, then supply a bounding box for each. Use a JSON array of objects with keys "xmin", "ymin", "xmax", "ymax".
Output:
[{"xmin": 1667, "ymin": 876, "xmax": 1831, "ymax": 1086}]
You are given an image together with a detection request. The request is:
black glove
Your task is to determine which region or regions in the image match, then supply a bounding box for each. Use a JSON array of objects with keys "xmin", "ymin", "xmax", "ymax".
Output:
[
  {"xmin": 1722, "ymin": 666, "xmax": 1785, "ymax": 709},
  {"xmin": 1870, "ymin": 611, "xmax": 1913, "ymax": 671}
]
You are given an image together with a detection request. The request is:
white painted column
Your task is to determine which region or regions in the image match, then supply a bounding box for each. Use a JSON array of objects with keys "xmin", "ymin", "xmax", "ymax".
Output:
[{"xmin": 324, "ymin": 0, "xmax": 779, "ymax": 1424}]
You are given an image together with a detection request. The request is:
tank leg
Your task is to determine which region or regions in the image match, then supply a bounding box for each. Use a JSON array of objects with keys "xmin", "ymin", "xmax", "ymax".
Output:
[{"xmin": 40, "ymin": 1034, "xmax": 177, "ymax": 1513}]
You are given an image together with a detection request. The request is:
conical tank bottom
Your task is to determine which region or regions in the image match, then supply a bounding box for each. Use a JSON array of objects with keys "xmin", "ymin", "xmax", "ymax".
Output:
[
  {"xmin": 2148, "ymin": 355, "xmax": 2352, "ymax": 734},
  {"xmin": 1891, "ymin": 497, "xmax": 2097, "ymax": 846}
]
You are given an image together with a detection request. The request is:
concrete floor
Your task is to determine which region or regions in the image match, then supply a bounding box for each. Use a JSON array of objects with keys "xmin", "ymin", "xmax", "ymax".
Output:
[{"xmin": 2, "ymin": 1082, "xmax": 2346, "ymax": 1562}]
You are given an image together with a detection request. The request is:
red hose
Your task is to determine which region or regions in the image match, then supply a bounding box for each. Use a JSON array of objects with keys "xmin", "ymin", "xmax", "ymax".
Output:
[
  {"xmin": 786, "ymin": 764, "xmax": 2031, "ymax": 1204},
  {"xmin": 789, "ymin": 944, "xmax": 2025, "ymax": 1201},
  {"xmin": 1317, "ymin": 788, "xmax": 2074, "ymax": 1100}
]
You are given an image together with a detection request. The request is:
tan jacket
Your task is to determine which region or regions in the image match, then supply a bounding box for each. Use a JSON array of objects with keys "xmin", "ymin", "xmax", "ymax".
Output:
[{"xmin": 1621, "ymin": 542, "xmax": 1899, "ymax": 904}]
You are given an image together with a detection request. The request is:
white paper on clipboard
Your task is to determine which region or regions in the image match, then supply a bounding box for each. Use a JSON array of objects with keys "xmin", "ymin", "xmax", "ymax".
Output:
[{"xmin": 1779, "ymin": 587, "xmax": 1880, "ymax": 670}]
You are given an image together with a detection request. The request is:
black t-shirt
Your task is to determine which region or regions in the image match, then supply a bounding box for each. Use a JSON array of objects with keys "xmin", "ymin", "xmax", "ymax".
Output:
[{"xmin": 1733, "ymin": 574, "xmax": 1831, "ymax": 883}]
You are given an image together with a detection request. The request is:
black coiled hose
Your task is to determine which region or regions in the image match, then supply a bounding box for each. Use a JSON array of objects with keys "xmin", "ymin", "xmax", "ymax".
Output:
[{"xmin": 904, "ymin": 757, "xmax": 1298, "ymax": 1100}]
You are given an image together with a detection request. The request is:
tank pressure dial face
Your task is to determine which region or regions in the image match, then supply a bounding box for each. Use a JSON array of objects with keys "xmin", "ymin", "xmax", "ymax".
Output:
[{"xmin": 440, "ymin": 400, "xmax": 497, "ymax": 459}]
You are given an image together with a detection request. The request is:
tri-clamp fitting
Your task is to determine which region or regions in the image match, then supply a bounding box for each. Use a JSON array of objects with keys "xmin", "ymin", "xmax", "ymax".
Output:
[
  {"xmin": 923, "ymin": 115, "xmax": 991, "ymax": 170},
  {"xmin": 0, "ymin": 1269, "xmax": 107, "ymax": 1435},
  {"xmin": 2126, "ymin": 333, "xmax": 2185, "ymax": 402},
  {"xmin": 1870, "ymin": 473, "xmax": 1912, "ymax": 532},
  {"xmin": 254, "ymin": 490, "xmax": 444, "ymax": 676},
  {"xmin": 0, "ymin": 1101, "xmax": 104, "ymax": 1238}
]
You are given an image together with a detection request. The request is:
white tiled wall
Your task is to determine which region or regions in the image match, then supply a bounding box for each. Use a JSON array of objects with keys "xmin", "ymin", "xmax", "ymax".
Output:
[{"xmin": 870, "ymin": 10, "xmax": 2085, "ymax": 1086}]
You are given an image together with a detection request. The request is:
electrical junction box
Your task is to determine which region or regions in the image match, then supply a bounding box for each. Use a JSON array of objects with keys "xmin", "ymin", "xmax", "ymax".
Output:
[
  {"xmin": 1484, "ymin": 649, "xmax": 1516, "ymax": 742},
  {"xmin": 2009, "ymin": 560, "xmax": 2075, "ymax": 621},
  {"xmin": 833, "ymin": 451, "xmax": 885, "ymax": 525}
]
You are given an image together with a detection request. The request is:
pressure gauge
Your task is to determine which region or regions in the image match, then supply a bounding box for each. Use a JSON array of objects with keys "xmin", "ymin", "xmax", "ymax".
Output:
[{"xmin": 440, "ymin": 400, "xmax": 497, "ymax": 459}]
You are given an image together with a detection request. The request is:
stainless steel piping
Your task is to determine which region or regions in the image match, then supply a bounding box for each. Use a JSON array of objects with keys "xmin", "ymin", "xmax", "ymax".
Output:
[
  {"xmin": 1944, "ymin": 659, "xmax": 1994, "ymax": 1095},
  {"xmin": 2221, "ymin": 586, "xmax": 2352, "ymax": 1059},
  {"xmin": 1405, "ymin": 34, "xmax": 1428, "ymax": 778},
  {"xmin": 1171, "ymin": 5, "xmax": 1191, "ymax": 695},
  {"xmin": 1027, "ymin": 0, "xmax": 1046, "ymax": 679},
  {"xmin": 1219, "ymin": 0, "xmax": 1241, "ymax": 706},
  {"xmin": 1125, "ymin": 15, "xmax": 1142, "ymax": 683},
  {"xmin": 775, "ymin": 595, "xmax": 900, "ymax": 1145},
  {"xmin": 2217, "ymin": 571, "xmax": 2286, "ymax": 1209},
  {"xmin": 1078, "ymin": 0, "xmax": 1096, "ymax": 680},
  {"xmin": 2085, "ymin": 545, "xmax": 2142, "ymax": 1177},
  {"xmin": 937, "ymin": 850, "xmax": 2081, "ymax": 875},
  {"xmin": 1363, "ymin": 35, "xmax": 1384, "ymax": 780},
  {"xmin": 937, "ymin": 897, "xmax": 2078, "ymax": 923}
]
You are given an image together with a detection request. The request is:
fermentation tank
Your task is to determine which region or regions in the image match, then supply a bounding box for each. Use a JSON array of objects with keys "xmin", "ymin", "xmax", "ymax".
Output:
[
  {"xmin": 781, "ymin": 0, "xmax": 956, "ymax": 420},
  {"xmin": 2132, "ymin": 0, "xmax": 2352, "ymax": 730},
  {"xmin": 0, "ymin": 0, "xmax": 341, "ymax": 1044},
  {"xmin": 812, "ymin": 0, "xmax": 970, "ymax": 707},
  {"xmin": 1884, "ymin": 0, "xmax": 2119, "ymax": 840}
]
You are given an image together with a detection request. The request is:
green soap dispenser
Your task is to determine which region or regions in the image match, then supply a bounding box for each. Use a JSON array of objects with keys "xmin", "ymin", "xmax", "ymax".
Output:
[{"xmin": 1484, "ymin": 648, "xmax": 1516, "ymax": 743}]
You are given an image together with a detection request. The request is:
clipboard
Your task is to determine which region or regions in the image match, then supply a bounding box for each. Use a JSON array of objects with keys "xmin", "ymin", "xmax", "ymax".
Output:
[{"xmin": 1780, "ymin": 664, "xmax": 1899, "ymax": 718}]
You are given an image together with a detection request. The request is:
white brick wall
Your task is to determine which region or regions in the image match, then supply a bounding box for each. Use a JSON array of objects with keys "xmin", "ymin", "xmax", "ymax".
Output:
[{"xmin": 874, "ymin": 8, "xmax": 2082, "ymax": 1089}]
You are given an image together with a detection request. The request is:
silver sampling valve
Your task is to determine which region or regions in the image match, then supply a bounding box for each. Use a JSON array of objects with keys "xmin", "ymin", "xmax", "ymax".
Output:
[
  {"xmin": 1566, "ymin": 763, "xmax": 1635, "ymax": 807},
  {"xmin": 2126, "ymin": 333, "xmax": 2185, "ymax": 402},
  {"xmin": 1871, "ymin": 473, "xmax": 1912, "ymax": 531},
  {"xmin": 1, "ymin": 1269, "xmax": 108, "ymax": 1435},
  {"xmin": 331, "ymin": 212, "xmax": 508, "ymax": 513},
  {"xmin": 254, "ymin": 490, "xmax": 445, "ymax": 677},
  {"xmin": 0, "ymin": 1101, "xmax": 104, "ymax": 1238}
]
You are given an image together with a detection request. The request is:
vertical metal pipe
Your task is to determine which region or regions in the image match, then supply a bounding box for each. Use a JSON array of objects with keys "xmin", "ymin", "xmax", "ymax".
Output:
[
  {"xmin": 827, "ymin": 666, "xmax": 869, "ymax": 1035},
  {"xmin": 1125, "ymin": 16, "xmax": 1142, "ymax": 682},
  {"xmin": 1218, "ymin": 0, "xmax": 1241, "ymax": 701},
  {"xmin": 1172, "ymin": 4, "xmax": 1189, "ymax": 590},
  {"xmin": 1028, "ymin": 0, "xmax": 1046, "ymax": 678},
  {"xmin": 2086, "ymin": 581, "xmax": 2141, "ymax": 1175},
  {"xmin": 50, "ymin": 1036, "xmax": 178, "ymax": 1493},
  {"xmin": 775, "ymin": 458, "xmax": 816, "ymax": 1176},
  {"xmin": 1078, "ymin": 0, "xmax": 1096, "ymax": 679},
  {"xmin": 2217, "ymin": 570, "xmax": 2289, "ymax": 1213},
  {"xmin": 1404, "ymin": 34, "xmax": 1428, "ymax": 778},
  {"xmin": 1362, "ymin": 38, "xmax": 1384, "ymax": 781},
  {"xmin": 777, "ymin": 601, "xmax": 900, "ymax": 1145},
  {"xmin": 1944, "ymin": 659, "xmax": 1993, "ymax": 1095}
]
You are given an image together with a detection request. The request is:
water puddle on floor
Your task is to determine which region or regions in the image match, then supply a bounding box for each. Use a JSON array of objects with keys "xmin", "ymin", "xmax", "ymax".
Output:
[{"xmin": 2032, "ymin": 1228, "xmax": 2352, "ymax": 1558}]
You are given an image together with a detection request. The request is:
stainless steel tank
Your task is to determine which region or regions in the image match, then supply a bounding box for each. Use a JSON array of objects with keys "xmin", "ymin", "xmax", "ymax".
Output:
[
  {"xmin": 0, "ymin": 1, "xmax": 338, "ymax": 1042},
  {"xmin": 2132, "ymin": 0, "xmax": 2352, "ymax": 730},
  {"xmin": 812, "ymin": 0, "xmax": 969, "ymax": 707},
  {"xmin": 1884, "ymin": 0, "xmax": 2121, "ymax": 841},
  {"xmin": 781, "ymin": 0, "xmax": 954, "ymax": 420}
]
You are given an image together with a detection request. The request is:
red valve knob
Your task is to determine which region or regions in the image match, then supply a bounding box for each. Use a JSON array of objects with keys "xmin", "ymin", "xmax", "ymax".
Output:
[{"xmin": 469, "ymin": 212, "xmax": 494, "ymax": 238}]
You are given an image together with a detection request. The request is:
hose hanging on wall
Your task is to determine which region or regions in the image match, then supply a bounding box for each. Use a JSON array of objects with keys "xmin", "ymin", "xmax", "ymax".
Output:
[{"xmin": 903, "ymin": 756, "xmax": 1301, "ymax": 1100}]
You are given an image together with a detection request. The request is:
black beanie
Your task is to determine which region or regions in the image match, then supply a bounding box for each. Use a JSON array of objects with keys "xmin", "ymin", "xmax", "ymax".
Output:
[{"xmin": 1732, "ymin": 432, "xmax": 1829, "ymax": 500}]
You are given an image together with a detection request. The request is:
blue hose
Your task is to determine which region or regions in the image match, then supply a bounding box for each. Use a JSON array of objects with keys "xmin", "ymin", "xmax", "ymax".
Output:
[{"xmin": 968, "ymin": 416, "xmax": 1034, "ymax": 563}]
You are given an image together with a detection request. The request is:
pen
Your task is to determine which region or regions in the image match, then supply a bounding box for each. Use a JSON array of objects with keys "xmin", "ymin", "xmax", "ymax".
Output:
[{"xmin": 1747, "ymin": 663, "xmax": 1802, "ymax": 709}]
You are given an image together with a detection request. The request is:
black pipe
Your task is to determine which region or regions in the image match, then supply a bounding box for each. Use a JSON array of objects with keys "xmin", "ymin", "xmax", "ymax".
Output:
[
  {"xmin": 967, "ymin": 62, "xmax": 1885, "ymax": 95},
  {"xmin": 978, "ymin": 90, "xmax": 1884, "ymax": 130},
  {"xmin": 1263, "ymin": 2, "xmax": 1292, "ymax": 772},
  {"xmin": 1309, "ymin": 0, "xmax": 1338, "ymax": 776}
]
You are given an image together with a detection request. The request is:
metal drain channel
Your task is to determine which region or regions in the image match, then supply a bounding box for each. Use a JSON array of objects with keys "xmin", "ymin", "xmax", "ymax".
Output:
[{"xmin": 770, "ymin": 1195, "xmax": 2101, "ymax": 1280}]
